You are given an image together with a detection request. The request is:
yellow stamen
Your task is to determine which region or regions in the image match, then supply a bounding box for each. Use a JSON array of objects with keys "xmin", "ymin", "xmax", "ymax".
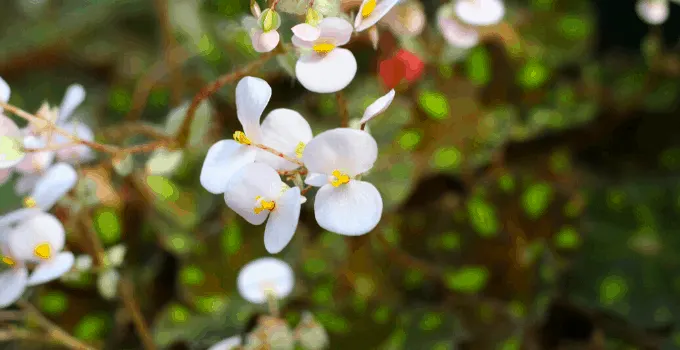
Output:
[
  {"xmin": 330, "ymin": 170, "xmax": 350, "ymax": 187},
  {"xmin": 254, "ymin": 196, "xmax": 276, "ymax": 214},
  {"xmin": 1, "ymin": 256, "xmax": 15, "ymax": 266},
  {"xmin": 313, "ymin": 43, "xmax": 336, "ymax": 54},
  {"xmin": 295, "ymin": 142, "xmax": 306, "ymax": 158},
  {"xmin": 34, "ymin": 243, "xmax": 51, "ymax": 260},
  {"xmin": 23, "ymin": 196, "xmax": 37, "ymax": 208},
  {"xmin": 361, "ymin": 0, "xmax": 377, "ymax": 18},
  {"xmin": 233, "ymin": 131, "xmax": 252, "ymax": 145}
]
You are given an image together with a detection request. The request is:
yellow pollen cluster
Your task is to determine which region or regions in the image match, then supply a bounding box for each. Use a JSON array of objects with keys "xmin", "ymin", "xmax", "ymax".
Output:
[
  {"xmin": 233, "ymin": 131, "xmax": 252, "ymax": 145},
  {"xmin": 23, "ymin": 196, "xmax": 37, "ymax": 208},
  {"xmin": 361, "ymin": 0, "xmax": 377, "ymax": 18},
  {"xmin": 34, "ymin": 243, "xmax": 51, "ymax": 260},
  {"xmin": 313, "ymin": 43, "xmax": 336, "ymax": 55},
  {"xmin": 254, "ymin": 196, "xmax": 276, "ymax": 214},
  {"xmin": 295, "ymin": 142, "xmax": 306, "ymax": 158},
  {"xmin": 1, "ymin": 256, "xmax": 15, "ymax": 266},
  {"xmin": 330, "ymin": 170, "xmax": 350, "ymax": 187}
]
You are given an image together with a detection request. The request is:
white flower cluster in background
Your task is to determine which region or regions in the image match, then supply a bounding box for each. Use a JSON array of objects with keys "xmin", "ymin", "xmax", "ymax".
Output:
[
  {"xmin": 201, "ymin": 77, "xmax": 395, "ymax": 254},
  {"xmin": 436, "ymin": 0, "xmax": 505, "ymax": 49}
]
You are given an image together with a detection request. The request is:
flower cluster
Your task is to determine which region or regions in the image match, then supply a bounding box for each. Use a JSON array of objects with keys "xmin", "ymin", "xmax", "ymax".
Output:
[
  {"xmin": 436, "ymin": 0, "xmax": 506, "ymax": 49},
  {"xmin": 201, "ymin": 77, "xmax": 395, "ymax": 253}
]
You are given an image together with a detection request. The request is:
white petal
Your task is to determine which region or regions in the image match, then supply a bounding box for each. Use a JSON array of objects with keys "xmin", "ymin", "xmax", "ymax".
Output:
[
  {"xmin": 0, "ymin": 208, "xmax": 41, "ymax": 229},
  {"xmin": 314, "ymin": 181, "xmax": 383, "ymax": 236},
  {"xmin": 637, "ymin": 0, "xmax": 669, "ymax": 25},
  {"xmin": 355, "ymin": 0, "xmax": 401, "ymax": 32},
  {"xmin": 208, "ymin": 336, "xmax": 242, "ymax": 350},
  {"xmin": 14, "ymin": 174, "xmax": 39, "ymax": 196},
  {"xmin": 304, "ymin": 173, "xmax": 328, "ymax": 187},
  {"xmin": 258, "ymin": 109, "xmax": 313, "ymax": 171},
  {"xmin": 0, "ymin": 77, "xmax": 10, "ymax": 105},
  {"xmin": 58, "ymin": 84, "xmax": 86, "ymax": 123},
  {"xmin": 295, "ymin": 48, "xmax": 357, "ymax": 94},
  {"xmin": 437, "ymin": 13, "xmax": 479, "ymax": 49},
  {"xmin": 15, "ymin": 135, "xmax": 55, "ymax": 174},
  {"xmin": 0, "ymin": 268, "xmax": 28, "ymax": 308},
  {"xmin": 27, "ymin": 251, "xmax": 74, "ymax": 286},
  {"xmin": 237, "ymin": 257, "xmax": 294, "ymax": 304},
  {"xmin": 292, "ymin": 23, "xmax": 321, "ymax": 42},
  {"xmin": 251, "ymin": 30, "xmax": 280, "ymax": 53},
  {"xmin": 264, "ymin": 187, "xmax": 301, "ymax": 254},
  {"xmin": 30, "ymin": 163, "xmax": 78, "ymax": 211},
  {"xmin": 302, "ymin": 128, "xmax": 378, "ymax": 177},
  {"xmin": 236, "ymin": 77, "xmax": 271, "ymax": 141},
  {"xmin": 359, "ymin": 89, "xmax": 395, "ymax": 124},
  {"xmin": 317, "ymin": 17, "xmax": 353, "ymax": 45},
  {"xmin": 224, "ymin": 162, "xmax": 284, "ymax": 225},
  {"xmin": 54, "ymin": 122, "xmax": 94, "ymax": 163},
  {"xmin": 0, "ymin": 115, "xmax": 25, "ymax": 169},
  {"xmin": 454, "ymin": 0, "xmax": 505, "ymax": 26},
  {"xmin": 7, "ymin": 212, "xmax": 65, "ymax": 262},
  {"xmin": 292, "ymin": 35, "xmax": 315, "ymax": 49},
  {"xmin": 200, "ymin": 140, "xmax": 257, "ymax": 194}
]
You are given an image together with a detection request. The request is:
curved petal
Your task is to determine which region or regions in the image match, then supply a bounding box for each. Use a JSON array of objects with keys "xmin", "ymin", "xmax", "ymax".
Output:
[
  {"xmin": 292, "ymin": 23, "xmax": 321, "ymax": 42},
  {"xmin": 251, "ymin": 30, "xmax": 280, "ymax": 53},
  {"xmin": 7, "ymin": 212, "xmax": 65, "ymax": 262},
  {"xmin": 27, "ymin": 251, "xmax": 74, "ymax": 286},
  {"xmin": 200, "ymin": 140, "xmax": 256, "ymax": 194},
  {"xmin": 314, "ymin": 181, "xmax": 383, "ymax": 236},
  {"xmin": 236, "ymin": 77, "xmax": 271, "ymax": 142},
  {"xmin": 0, "ymin": 208, "xmax": 41, "ymax": 230},
  {"xmin": 30, "ymin": 163, "xmax": 78, "ymax": 211},
  {"xmin": 0, "ymin": 115, "xmax": 25, "ymax": 169},
  {"xmin": 54, "ymin": 122, "xmax": 94, "ymax": 163},
  {"xmin": 360, "ymin": 89, "xmax": 395, "ymax": 124},
  {"xmin": 224, "ymin": 162, "xmax": 284, "ymax": 225},
  {"xmin": 437, "ymin": 14, "xmax": 479, "ymax": 49},
  {"xmin": 15, "ymin": 136, "xmax": 55, "ymax": 174},
  {"xmin": 292, "ymin": 35, "xmax": 315, "ymax": 49},
  {"xmin": 355, "ymin": 0, "xmax": 401, "ymax": 32},
  {"xmin": 317, "ymin": 17, "xmax": 353, "ymax": 45},
  {"xmin": 208, "ymin": 336, "xmax": 242, "ymax": 350},
  {"xmin": 295, "ymin": 48, "xmax": 357, "ymax": 94},
  {"xmin": 302, "ymin": 128, "xmax": 378, "ymax": 177},
  {"xmin": 0, "ymin": 268, "xmax": 28, "ymax": 308},
  {"xmin": 258, "ymin": 109, "xmax": 313, "ymax": 171},
  {"xmin": 237, "ymin": 257, "xmax": 294, "ymax": 304},
  {"xmin": 264, "ymin": 187, "xmax": 301, "ymax": 254},
  {"xmin": 454, "ymin": 0, "xmax": 505, "ymax": 26},
  {"xmin": 58, "ymin": 84, "xmax": 86, "ymax": 123},
  {"xmin": 304, "ymin": 172, "xmax": 328, "ymax": 187},
  {"xmin": 0, "ymin": 77, "xmax": 10, "ymax": 105}
]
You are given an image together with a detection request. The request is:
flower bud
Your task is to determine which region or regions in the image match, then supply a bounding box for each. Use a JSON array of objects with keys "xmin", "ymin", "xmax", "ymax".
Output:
[
  {"xmin": 250, "ymin": 1, "xmax": 262, "ymax": 17},
  {"xmin": 259, "ymin": 9, "xmax": 282, "ymax": 32},
  {"xmin": 305, "ymin": 7, "xmax": 322, "ymax": 26}
]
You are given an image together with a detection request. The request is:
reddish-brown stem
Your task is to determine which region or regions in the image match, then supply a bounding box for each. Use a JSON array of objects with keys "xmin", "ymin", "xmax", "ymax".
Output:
[
  {"xmin": 176, "ymin": 46, "xmax": 282, "ymax": 147},
  {"xmin": 336, "ymin": 91, "xmax": 349, "ymax": 127},
  {"xmin": 255, "ymin": 143, "xmax": 304, "ymax": 167},
  {"xmin": 271, "ymin": 0, "xmax": 281, "ymax": 10}
]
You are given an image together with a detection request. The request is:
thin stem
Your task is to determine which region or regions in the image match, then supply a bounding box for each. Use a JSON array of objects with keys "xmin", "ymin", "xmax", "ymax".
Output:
[
  {"xmin": 271, "ymin": 0, "xmax": 281, "ymax": 10},
  {"xmin": 254, "ymin": 143, "xmax": 304, "ymax": 167},
  {"xmin": 17, "ymin": 300, "xmax": 97, "ymax": 350},
  {"xmin": 153, "ymin": 0, "xmax": 183, "ymax": 106},
  {"xmin": 176, "ymin": 47, "xmax": 283, "ymax": 147},
  {"xmin": 336, "ymin": 91, "xmax": 349, "ymax": 127}
]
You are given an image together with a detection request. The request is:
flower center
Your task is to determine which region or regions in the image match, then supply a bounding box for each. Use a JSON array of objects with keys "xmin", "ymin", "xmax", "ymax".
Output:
[
  {"xmin": 23, "ymin": 196, "xmax": 37, "ymax": 208},
  {"xmin": 313, "ymin": 42, "xmax": 336, "ymax": 55},
  {"xmin": 253, "ymin": 196, "xmax": 276, "ymax": 214},
  {"xmin": 361, "ymin": 0, "xmax": 377, "ymax": 17},
  {"xmin": 295, "ymin": 142, "xmax": 306, "ymax": 158},
  {"xmin": 330, "ymin": 170, "xmax": 350, "ymax": 187},
  {"xmin": 34, "ymin": 243, "xmax": 52, "ymax": 260},
  {"xmin": 233, "ymin": 131, "xmax": 252, "ymax": 145},
  {"xmin": 1, "ymin": 256, "xmax": 16, "ymax": 266}
]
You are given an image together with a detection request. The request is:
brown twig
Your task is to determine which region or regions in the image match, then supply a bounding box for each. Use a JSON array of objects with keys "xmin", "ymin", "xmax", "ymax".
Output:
[
  {"xmin": 336, "ymin": 91, "xmax": 349, "ymax": 127},
  {"xmin": 17, "ymin": 300, "xmax": 97, "ymax": 350},
  {"xmin": 153, "ymin": 0, "xmax": 183, "ymax": 106},
  {"xmin": 176, "ymin": 47, "xmax": 283, "ymax": 147},
  {"xmin": 254, "ymin": 143, "xmax": 304, "ymax": 167}
]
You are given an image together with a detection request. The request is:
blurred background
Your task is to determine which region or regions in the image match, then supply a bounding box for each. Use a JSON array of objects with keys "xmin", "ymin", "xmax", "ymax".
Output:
[{"xmin": 2, "ymin": 0, "xmax": 680, "ymax": 349}]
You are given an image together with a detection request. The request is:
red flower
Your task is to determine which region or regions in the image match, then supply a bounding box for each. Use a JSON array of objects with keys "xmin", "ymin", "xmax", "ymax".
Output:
[{"xmin": 379, "ymin": 49, "xmax": 425, "ymax": 89}]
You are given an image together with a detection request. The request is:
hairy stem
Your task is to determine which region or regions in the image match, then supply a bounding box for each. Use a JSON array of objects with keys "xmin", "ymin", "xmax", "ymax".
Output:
[{"xmin": 336, "ymin": 91, "xmax": 349, "ymax": 127}]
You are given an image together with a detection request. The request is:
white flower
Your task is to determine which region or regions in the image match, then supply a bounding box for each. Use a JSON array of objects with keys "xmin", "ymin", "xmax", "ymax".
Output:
[
  {"xmin": 243, "ymin": 9, "xmax": 282, "ymax": 53},
  {"xmin": 293, "ymin": 17, "xmax": 357, "ymax": 94},
  {"xmin": 359, "ymin": 89, "xmax": 396, "ymax": 125},
  {"xmin": 208, "ymin": 336, "xmax": 242, "ymax": 350},
  {"xmin": 382, "ymin": 0, "xmax": 426, "ymax": 37},
  {"xmin": 636, "ymin": 0, "xmax": 669, "ymax": 25},
  {"xmin": 16, "ymin": 163, "xmax": 78, "ymax": 210},
  {"xmin": 291, "ymin": 8, "xmax": 324, "ymax": 42},
  {"xmin": 224, "ymin": 163, "xmax": 302, "ymax": 254},
  {"xmin": 303, "ymin": 128, "xmax": 383, "ymax": 236},
  {"xmin": 237, "ymin": 257, "xmax": 294, "ymax": 304},
  {"xmin": 454, "ymin": 0, "xmax": 505, "ymax": 27},
  {"xmin": 438, "ymin": 4, "xmax": 480, "ymax": 49},
  {"xmin": 0, "ymin": 78, "xmax": 25, "ymax": 172},
  {"xmin": 354, "ymin": 0, "xmax": 401, "ymax": 32},
  {"xmin": 200, "ymin": 77, "xmax": 312, "ymax": 194},
  {"xmin": 0, "ymin": 212, "xmax": 74, "ymax": 308}
]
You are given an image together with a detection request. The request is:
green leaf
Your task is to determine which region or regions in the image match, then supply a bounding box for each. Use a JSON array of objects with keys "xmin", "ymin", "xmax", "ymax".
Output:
[
  {"xmin": 74, "ymin": 314, "xmax": 109, "ymax": 341},
  {"xmin": 467, "ymin": 197, "xmax": 500, "ymax": 237},
  {"xmin": 517, "ymin": 60, "xmax": 550, "ymax": 89},
  {"xmin": 431, "ymin": 147, "xmax": 463, "ymax": 171},
  {"xmin": 39, "ymin": 291, "xmax": 69, "ymax": 316},
  {"xmin": 522, "ymin": 183, "xmax": 554, "ymax": 219},
  {"xmin": 599, "ymin": 275, "xmax": 628, "ymax": 306},
  {"xmin": 418, "ymin": 91, "xmax": 449, "ymax": 120},
  {"xmin": 465, "ymin": 46, "xmax": 491, "ymax": 86},
  {"xmin": 93, "ymin": 208, "xmax": 122, "ymax": 245},
  {"xmin": 444, "ymin": 266, "xmax": 490, "ymax": 294}
]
